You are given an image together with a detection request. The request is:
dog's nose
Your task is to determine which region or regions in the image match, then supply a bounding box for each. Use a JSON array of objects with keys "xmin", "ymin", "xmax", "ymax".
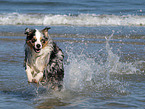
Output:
[{"xmin": 36, "ymin": 44, "xmax": 41, "ymax": 48}]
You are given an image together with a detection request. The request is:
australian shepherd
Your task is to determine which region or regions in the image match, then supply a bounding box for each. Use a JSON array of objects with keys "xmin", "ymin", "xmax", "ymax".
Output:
[{"xmin": 24, "ymin": 27, "xmax": 64, "ymax": 91}]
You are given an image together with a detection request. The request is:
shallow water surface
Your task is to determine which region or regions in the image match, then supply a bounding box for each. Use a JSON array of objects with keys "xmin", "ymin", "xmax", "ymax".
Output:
[
  {"xmin": 0, "ymin": 0, "xmax": 145, "ymax": 108},
  {"xmin": 0, "ymin": 26, "xmax": 144, "ymax": 108}
]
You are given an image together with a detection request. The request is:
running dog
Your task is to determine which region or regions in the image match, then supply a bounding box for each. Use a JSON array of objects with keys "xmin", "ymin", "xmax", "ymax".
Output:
[{"xmin": 24, "ymin": 27, "xmax": 64, "ymax": 91}]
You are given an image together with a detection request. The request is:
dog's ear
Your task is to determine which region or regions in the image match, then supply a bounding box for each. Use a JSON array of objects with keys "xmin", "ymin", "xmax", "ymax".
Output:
[
  {"xmin": 42, "ymin": 27, "xmax": 51, "ymax": 38},
  {"xmin": 25, "ymin": 28, "xmax": 36, "ymax": 40},
  {"xmin": 25, "ymin": 28, "xmax": 36, "ymax": 35},
  {"xmin": 25, "ymin": 28, "xmax": 31, "ymax": 35}
]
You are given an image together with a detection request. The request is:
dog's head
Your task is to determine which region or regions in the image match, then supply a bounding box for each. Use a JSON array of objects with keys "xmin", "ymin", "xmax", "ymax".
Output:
[{"xmin": 25, "ymin": 27, "xmax": 51, "ymax": 53}]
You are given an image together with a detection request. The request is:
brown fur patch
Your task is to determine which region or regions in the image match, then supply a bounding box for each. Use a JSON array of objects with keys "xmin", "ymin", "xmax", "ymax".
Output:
[
  {"xmin": 26, "ymin": 40, "xmax": 33, "ymax": 49},
  {"xmin": 40, "ymin": 37, "xmax": 48, "ymax": 49},
  {"xmin": 42, "ymin": 40, "xmax": 48, "ymax": 49},
  {"xmin": 26, "ymin": 36, "xmax": 36, "ymax": 49}
]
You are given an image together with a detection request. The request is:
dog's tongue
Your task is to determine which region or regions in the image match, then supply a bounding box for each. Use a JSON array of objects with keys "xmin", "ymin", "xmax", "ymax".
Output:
[{"xmin": 35, "ymin": 49, "xmax": 40, "ymax": 53}]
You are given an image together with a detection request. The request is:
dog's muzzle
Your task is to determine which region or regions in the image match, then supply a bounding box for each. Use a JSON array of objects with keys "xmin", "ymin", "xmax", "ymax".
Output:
[{"xmin": 34, "ymin": 44, "xmax": 41, "ymax": 53}]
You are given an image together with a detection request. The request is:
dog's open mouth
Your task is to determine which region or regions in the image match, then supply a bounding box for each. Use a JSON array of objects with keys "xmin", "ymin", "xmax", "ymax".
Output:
[{"xmin": 34, "ymin": 48, "xmax": 41, "ymax": 53}]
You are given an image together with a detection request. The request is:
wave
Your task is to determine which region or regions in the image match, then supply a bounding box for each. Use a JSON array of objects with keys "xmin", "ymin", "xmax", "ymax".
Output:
[{"xmin": 0, "ymin": 13, "xmax": 145, "ymax": 26}]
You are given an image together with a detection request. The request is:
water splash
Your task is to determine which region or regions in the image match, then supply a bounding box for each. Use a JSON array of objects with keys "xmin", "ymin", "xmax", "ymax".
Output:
[
  {"xmin": 62, "ymin": 32, "xmax": 138, "ymax": 97},
  {"xmin": 104, "ymin": 31, "xmax": 138, "ymax": 75}
]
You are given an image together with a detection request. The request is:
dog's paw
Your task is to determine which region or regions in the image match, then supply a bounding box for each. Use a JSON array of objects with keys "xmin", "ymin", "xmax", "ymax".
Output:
[
  {"xmin": 32, "ymin": 79, "xmax": 38, "ymax": 83},
  {"xmin": 33, "ymin": 72, "xmax": 43, "ymax": 83},
  {"xmin": 27, "ymin": 79, "xmax": 33, "ymax": 83}
]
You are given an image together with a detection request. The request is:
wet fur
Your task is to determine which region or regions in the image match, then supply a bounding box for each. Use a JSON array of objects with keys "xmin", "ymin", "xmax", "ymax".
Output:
[{"xmin": 24, "ymin": 27, "xmax": 64, "ymax": 91}]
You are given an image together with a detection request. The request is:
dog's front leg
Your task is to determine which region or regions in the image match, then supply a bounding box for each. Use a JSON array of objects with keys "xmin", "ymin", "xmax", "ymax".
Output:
[{"xmin": 25, "ymin": 65, "xmax": 34, "ymax": 83}]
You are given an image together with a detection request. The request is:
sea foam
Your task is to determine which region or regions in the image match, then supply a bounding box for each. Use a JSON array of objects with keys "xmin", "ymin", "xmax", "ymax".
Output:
[{"xmin": 0, "ymin": 13, "xmax": 145, "ymax": 26}]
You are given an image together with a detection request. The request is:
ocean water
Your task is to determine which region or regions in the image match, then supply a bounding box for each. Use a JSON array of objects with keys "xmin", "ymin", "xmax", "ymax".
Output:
[{"xmin": 0, "ymin": 0, "xmax": 145, "ymax": 109}]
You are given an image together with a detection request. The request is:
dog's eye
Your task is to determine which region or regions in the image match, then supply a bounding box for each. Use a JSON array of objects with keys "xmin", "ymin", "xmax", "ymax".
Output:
[
  {"xmin": 41, "ymin": 39, "xmax": 45, "ymax": 43},
  {"xmin": 31, "ymin": 39, "xmax": 36, "ymax": 43}
]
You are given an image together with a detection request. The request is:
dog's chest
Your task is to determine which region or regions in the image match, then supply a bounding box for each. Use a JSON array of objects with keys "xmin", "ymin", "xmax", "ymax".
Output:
[
  {"xmin": 29, "ymin": 53, "xmax": 49, "ymax": 72},
  {"xmin": 35, "ymin": 56, "xmax": 45, "ymax": 70}
]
